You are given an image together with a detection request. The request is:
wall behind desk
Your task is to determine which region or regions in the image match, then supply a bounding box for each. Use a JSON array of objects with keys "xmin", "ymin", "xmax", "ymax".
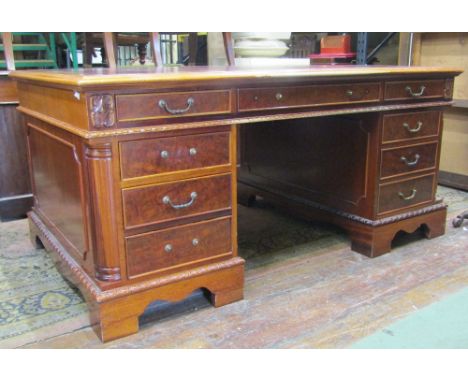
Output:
[{"xmin": 415, "ymin": 32, "xmax": 468, "ymax": 190}]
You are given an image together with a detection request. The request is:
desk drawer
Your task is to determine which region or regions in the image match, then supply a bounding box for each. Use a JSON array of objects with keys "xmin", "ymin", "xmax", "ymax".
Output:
[
  {"xmin": 238, "ymin": 82, "xmax": 381, "ymax": 112},
  {"xmin": 120, "ymin": 132, "xmax": 230, "ymax": 179},
  {"xmin": 116, "ymin": 90, "xmax": 232, "ymax": 122},
  {"xmin": 384, "ymin": 79, "xmax": 447, "ymax": 101},
  {"xmin": 126, "ymin": 217, "xmax": 232, "ymax": 278},
  {"xmin": 382, "ymin": 111, "xmax": 441, "ymax": 144},
  {"xmin": 378, "ymin": 174, "xmax": 435, "ymax": 215},
  {"xmin": 380, "ymin": 142, "xmax": 438, "ymax": 179},
  {"xmin": 122, "ymin": 174, "xmax": 231, "ymax": 229}
]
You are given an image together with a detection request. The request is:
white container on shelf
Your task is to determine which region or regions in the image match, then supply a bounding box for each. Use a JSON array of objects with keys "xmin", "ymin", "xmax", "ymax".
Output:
[
  {"xmin": 232, "ymin": 32, "xmax": 291, "ymax": 58},
  {"xmin": 232, "ymin": 32, "xmax": 292, "ymax": 41}
]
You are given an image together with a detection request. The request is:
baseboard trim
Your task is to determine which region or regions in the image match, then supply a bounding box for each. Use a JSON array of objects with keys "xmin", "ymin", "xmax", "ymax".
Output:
[
  {"xmin": 438, "ymin": 171, "xmax": 468, "ymax": 192},
  {"xmin": 0, "ymin": 194, "xmax": 33, "ymax": 220}
]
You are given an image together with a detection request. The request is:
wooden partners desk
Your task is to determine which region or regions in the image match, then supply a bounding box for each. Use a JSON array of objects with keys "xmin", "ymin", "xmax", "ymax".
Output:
[{"xmin": 10, "ymin": 65, "xmax": 462, "ymax": 342}]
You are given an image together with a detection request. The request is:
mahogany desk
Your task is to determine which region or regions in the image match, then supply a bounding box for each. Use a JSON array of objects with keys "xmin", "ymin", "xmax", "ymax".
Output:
[{"xmin": 10, "ymin": 65, "xmax": 462, "ymax": 342}]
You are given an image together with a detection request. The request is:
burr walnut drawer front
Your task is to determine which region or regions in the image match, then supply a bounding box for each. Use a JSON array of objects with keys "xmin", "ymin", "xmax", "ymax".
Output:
[
  {"xmin": 122, "ymin": 174, "xmax": 231, "ymax": 229},
  {"xmin": 120, "ymin": 132, "xmax": 230, "ymax": 179},
  {"xmin": 126, "ymin": 217, "xmax": 232, "ymax": 278},
  {"xmin": 116, "ymin": 90, "xmax": 232, "ymax": 122},
  {"xmin": 238, "ymin": 82, "xmax": 381, "ymax": 112},
  {"xmin": 380, "ymin": 142, "xmax": 438, "ymax": 179},
  {"xmin": 377, "ymin": 174, "xmax": 436, "ymax": 215},
  {"xmin": 382, "ymin": 111, "xmax": 441, "ymax": 144},
  {"xmin": 384, "ymin": 79, "xmax": 447, "ymax": 101}
]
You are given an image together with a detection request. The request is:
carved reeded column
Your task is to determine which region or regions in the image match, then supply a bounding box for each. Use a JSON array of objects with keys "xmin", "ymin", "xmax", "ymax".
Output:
[{"xmin": 85, "ymin": 143, "xmax": 121, "ymax": 281}]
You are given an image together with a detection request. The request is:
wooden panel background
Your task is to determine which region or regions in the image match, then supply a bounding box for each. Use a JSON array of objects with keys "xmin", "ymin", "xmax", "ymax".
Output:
[
  {"xmin": 414, "ymin": 33, "xmax": 468, "ymax": 184},
  {"xmin": 417, "ymin": 33, "xmax": 468, "ymax": 100}
]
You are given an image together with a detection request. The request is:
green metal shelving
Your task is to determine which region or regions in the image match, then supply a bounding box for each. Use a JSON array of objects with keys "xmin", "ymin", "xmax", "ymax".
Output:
[{"xmin": 0, "ymin": 32, "xmax": 79, "ymax": 70}]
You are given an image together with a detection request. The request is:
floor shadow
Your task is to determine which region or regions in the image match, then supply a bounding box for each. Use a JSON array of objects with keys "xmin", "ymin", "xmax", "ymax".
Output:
[{"xmin": 139, "ymin": 289, "xmax": 211, "ymax": 328}]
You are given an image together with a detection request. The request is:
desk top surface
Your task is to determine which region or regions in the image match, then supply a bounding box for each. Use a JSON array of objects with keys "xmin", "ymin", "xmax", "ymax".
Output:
[{"xmin": 9, "ymin": 65, "xmax": 463, "ymax": 88}]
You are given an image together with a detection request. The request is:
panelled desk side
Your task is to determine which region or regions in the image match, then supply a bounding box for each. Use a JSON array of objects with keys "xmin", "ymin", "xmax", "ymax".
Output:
[{"xmin": 10, "ymin": 66, "xmax": 463, "ymax": 342}]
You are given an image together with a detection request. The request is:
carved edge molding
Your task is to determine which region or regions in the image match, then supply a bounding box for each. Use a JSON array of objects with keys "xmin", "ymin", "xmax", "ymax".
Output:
[
  {"xmin": 367, "ymin": 203, "xmax": 447, "ymax": 226},
  {"xmin": 30, "ymin": 210, "xmax": 245, "ymax": 304},
  {"xmin": 15, "ymin": 100, "xmax": 452, "ymax": 140},
  {"xmin": 86, "ymin": 100, "xmax": 453, "ymax": 138},
  {"xmin": 311, "ymin": 199, "xmax": 447, "ymax": 227},
  {"xmin": 89, "ymin": 94, "xmax": 116, "ymax": 129},
  {"xmin": 29, "ymin": 210, "xmax": 102, "ymax": 298},
  {"xmin": 240, "ymin": 181, "xmax": 447, "ymax": 227},
  {"xmin": 97, "ymin": 257, "xmax": 245, "ymax": 303}
]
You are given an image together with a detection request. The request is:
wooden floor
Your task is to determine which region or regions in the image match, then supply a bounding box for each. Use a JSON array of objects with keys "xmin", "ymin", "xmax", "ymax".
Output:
[{"xmin": 18, "ymin": 187, "xmax": 468, "ymax": 349}]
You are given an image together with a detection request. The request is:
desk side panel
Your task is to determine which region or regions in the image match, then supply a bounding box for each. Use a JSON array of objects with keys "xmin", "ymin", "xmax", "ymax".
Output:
[{"xmin": 26, "ymin": 118, "xmax": 92, "ymax": 273}]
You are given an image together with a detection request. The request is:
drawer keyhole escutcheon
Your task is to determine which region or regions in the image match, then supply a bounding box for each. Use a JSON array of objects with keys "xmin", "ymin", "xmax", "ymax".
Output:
[
  {"xmin": 275, "ymin": 93, "xmax": 283, "ymax": 101},
  {"xmin": 398, "ymin": 189, "xmax": 417, "ymax": 201},
  {"xmin": 164, "ymin": 244, "xmax": 173, "ymax": 253},
  {"xmin": 400, "ymin": 154, "xmax": 420, "ymax": 167},
  {"xmin": 158, "ymin": 97, "xmax": 195, "ymax": 115},
  {"xmin": 192, "ymin": 238, "xmax": 199, "ymax": 246},
  {"xmin": 405, "ymin": 85, "xmax": 426, "ymax": 97},
  {"xmin": 403, "ymin": 121, "xmax": 423, "ymax": 133},
  {"xmin": 189, "ymin": 147, "xmax": 197, "ymax": 156},
  {"xmin": 162, "ymin": 191, "xmax": 198, "ymax": 209},
  {"xmin": 160, "ymin": 150, "xmax": 169, "ymax": 159}
]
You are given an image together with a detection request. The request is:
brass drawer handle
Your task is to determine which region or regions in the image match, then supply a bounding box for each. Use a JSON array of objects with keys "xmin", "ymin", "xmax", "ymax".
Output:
[
  {"xmin": 398, "ymin": 189, "xmax": 417, "ymax": 201},
  {"xmin": 346, "ymin": 88, "xmax": 369, "ymax": 100},
  {"xmin": 158, "ymin": 97, "xmax": 195, "ymax": 115},
  {"xmin": 403, "ymin": 121, "xmax": 423, "ymax": 133},
  {"xmin": 162, "ymin": 191, "xmax": 198, "ymax": 209},
  {"xmin": 400, "ymin": 153, "xmax": 420, "ymax": 167},
  {"xmin": 405, "ymin": 85, "xmax": 426, "ymax": 97}
]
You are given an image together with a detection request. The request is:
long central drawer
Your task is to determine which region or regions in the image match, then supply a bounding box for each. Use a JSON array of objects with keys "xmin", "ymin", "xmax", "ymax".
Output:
[
  {"xmin": 122, "ymin": 174, "xmax": 231, "ymax": 229},
  {"xmin": 238, "ymin": 82, "xmax": 381, "ymax": 112}
]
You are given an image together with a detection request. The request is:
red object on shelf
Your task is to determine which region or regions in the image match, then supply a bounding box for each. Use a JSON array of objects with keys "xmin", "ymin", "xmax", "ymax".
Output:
[
  {"xmin": 308, "ymin": 52, "xmax": 356, "ymax": 65},
  {"xmin": 320, "ymin": 35, "xmax": 352, "ymax": 54},
  {"xmin": 308, "ymin": 52, "xmax": 356, "ymax": 59}
]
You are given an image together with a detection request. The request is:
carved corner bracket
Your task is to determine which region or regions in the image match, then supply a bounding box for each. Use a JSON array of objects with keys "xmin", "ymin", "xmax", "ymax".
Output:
[{"xmin": 89, "ymin": 94, "xmax": 116, "ymax": 129}]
